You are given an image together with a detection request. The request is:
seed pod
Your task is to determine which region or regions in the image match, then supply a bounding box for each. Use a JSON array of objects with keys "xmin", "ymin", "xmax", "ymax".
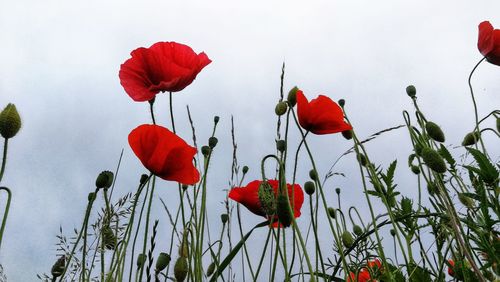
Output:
[
  {"xmin": 276, "ymin": 194, "xmax": 293, "ymax": 227},
  {"xmin": 206, "ymin": 262, "xmax": 216, "ymax": 276},
  {"xmin": 0, "ymin": 103, "xmax": 21, "ymax": 139},
  {"xmin": 309, "ymin": 169, "xmax": 318, "ymax": 181},
  {"xmin": 96, "ymin": 171, "xmax": 114, "ymax": 189},
  {"xmin": 258, "ymin": 181, "xmax": 276, "ymax": 216},
  {"xmin": 458, "ymin": 193, "xmax": 474, "ymax": 209},
  {"xmin": 174, "ymin": 257, "xmax": 188, "ymax": 282},
  {"xmin": 353, "ymin": 225, "xmax": 363, "ymax": 236},
  {"xmin": 421, "ymin": 147, "xmax": 447, "ymax": 173},
  {"xmin": 341, "ymin": 231, "xmax": 354, "ymax": 248},
  {"xmin": 136, "ymin": 254, "xmax": 147, "ymax": 269},
  {"xmin": 155, "ymin": 252, "xmax": 171, "ymax": 273},
  {"xmin": 357, "ymin": 153, "xmax": 367, "ymax": 167},
  {"xmin": 287, "ymin": 86, "xmax": 299, "ymax": 107},
  {"xmin": 327, "ymin": 207, "xmax": 336, "ymax": 219},
  {"xmin": 406, "ymin": 85, "xmax": 416, "ymax": 98},
  {"xmin": 276, "ymin": 140, "xmax": 286, "ymax": 152},
  {"xmin": 335, "ymin": 188, "xmax": 341, "ymax": 195},
  {"xmin": 220, "ymin": 213, "xmax": 229, "ymax": 224},
  {"xmin": 425, "ymin": 121, "xmax": 445, "ymax": 142},
  {"xmin": 242, "ymin": 166, "xmax": 249, "ymax": 174},
  {"xmin": 410, "ymin": 165, "xmax": 420, "ymax": 175},
  {"xmin": 275, "ymin": 101, "xmax": 288, "ymax": 116},
  {"xmin": 462, "ymin": 132, "xmax": 480, "ymax": 146},
  {"xmin": 140, "ymin": 174, "xmax": 149, "ymax": 184},
  {"xmin": 341, "ymin": 130, "xmax": 353, "ymax": 140},
  {"xmin": 390, "ymin": 229, "xmax": 396, "ymax": 236},
  {"xmin": 201, "ymin": 145, "xmax": 211, "ymax": 156},
  {"xmin": 51, "ymin": 255, "xmax": 65, "ymax": 278},
  {"xmin": 214, "ymin": 116, "xmax": 220, "ymax": 124},
  {"xmin": 304, "ymin": 181, "xmax": 315, "ymax": 195},
  {"xmin": 208, "ymin": 137, "xmax": 218, "ymax": 149}
]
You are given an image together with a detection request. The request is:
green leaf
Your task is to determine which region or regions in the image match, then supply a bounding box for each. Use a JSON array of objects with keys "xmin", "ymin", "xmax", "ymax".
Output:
[
  {"xmin": 438, "ymin": 144, "xmax": 456, "ymax": 168},
  {"xmin": 408, "ymin": 264, "xmax": 432, "ymax": 282},
  {"xmin": 466, "ymin": 147, "xmax": 499, "ymax": 185}
]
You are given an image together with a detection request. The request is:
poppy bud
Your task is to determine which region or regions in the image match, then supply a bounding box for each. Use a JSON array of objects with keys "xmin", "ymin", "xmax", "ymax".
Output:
[
  {"xmin": 208, "ymin": 137, "xmax": 218, "ymax": 149},
  {"xmin": 304, "ymin": 181, "xmax": 315, "ymax": 195},
  {"xmin": 277, "ymin": 194, "xmax": 293, "ymax": 227},
  {"xmin": 96, "ymin": 171, "xmax": 114, "ymax": 189},
  {"xmin": 242, "ymin": 166, "xmax": 249, "ymax": 174},
  {"xmin": 102, "ymin": 225, "xmax": 117, "ymax": 250},
  {"xmin": 258, "ymin": 181, "xmax": 276, "ymax": 216},
  {"xmin": 140, "ymin": 174, "xmax": 149, "ymax": 184},
  {"xmin": 88, "ymin": 192, "xmax": 96, "ymax": 202},
  {"xmin": 276, "ymin": 140, "xmax": 286, "ymax": 152},
  {"xmin": 335, "ymin": 188, "xmax": 341, "ymax": 195},
  {"xmin": 353, "ymin": 225, "xmax": 363, "ymax": 236},
  {"xmin": 179, "ymin": 238, "xmax": 189, "ymax": 258},
  {"xmin": 406, "ymin": 85, "xmax": 416, "ymax": 98},
  {"xmin": 414, "ymin": 143, "xmax": 423, "ymax": 157},
  {"xmin": 357, "ymin": 153, "xmax": 367, "ymax": 167},
  {"xmin": 390, "ymin": 229, "xmax": 396, "ymax": 236},
  {"xmin": 458, "ymin": 193, "xmax": 474, "ymax": 209},
  {"xmin": 411, "ymin": 165, "xmax": 420, "ymax": 175},
  {"xmin": 220, "ymin": 213, "xmax": 229, "ymax": 224},
  {"xmin": 155, "ymin": 252, "xmax": 171, "ymax": 273},
  {"xmin": 338, "ymin": 99, "xmax": 345, "ymax": 107},
  {"xmin": 341, "ymin": 231, "xmax": 354, "ymax": 248},
  {"xmin": 341, "ymin": 130, "xmax": 353, "ymax": 140},
  {"xmin": 201, "ymin": 145, "xmax": 211, "ymax": 156},
  {"xmin": 214, "ymin": 116, "xmax": 220, "ymax": 124},
  {"xmin": 174, "ymin": 257, "xmax": 188, "ymax": 282},
  {"xmin": 421, "ymin": 147, "xmax": 447, "ymax": 173},
  {"xmin": 287, "ymin": 86, "xmax": 299, "ymax": 107},
  {"xmin": 309, "ymin": 169, "xmax": 318, "ymax": 181},
  {"xmin": 137, "ymin": 253, "xmax": 147, "ymax": 269},
  {"xmin": 51, "ymin": 255, "xmax": 65, "ymax": 278},
  {"xmin": 275, "ymin": 101, "xmax": 288, "ymax": 116},
  {"xmin": 462, "ymin": 132, "xmax": 480, "ymax": 146},
  {"xmin": 206, "ymin": 262, "xmax": 216, "ymax": 276},
  {"xmin": 0, "ymin": 103, "xmax": 21, "ymax": 139},
  {"xmin": 182, "ymin": 184, "xmax": 188, "ymax": 191},
  {"xmin": 425, "ymin": 121, "xmax": 445, "ymax": 143},
  {"xmin": 327, "ymin": 207, "xmax": 336, "ymax": 218}
]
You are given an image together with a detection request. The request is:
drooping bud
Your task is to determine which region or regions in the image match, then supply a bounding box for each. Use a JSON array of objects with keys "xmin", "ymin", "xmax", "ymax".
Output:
[
  {"xmin": 338, "ymin": 99, "xmax": 345, "ymax": 107},
  {"xmin": 276, "ymin": 194, "xmax": 293, "ymax": 227},
  {"xmin": 327, "ymin": 207, "xmax": 336, "ymax": 218},
  {"xmin": 276, "ymin": 140, "xmax": 286, "ymax": 152},
  {"xmin": 208, "ymin": 137, "xmax": 218, "ymax": 149},
  {"xmin": 136, "ymin": 254, "xmax": 147, "ymax": 269},
  {"xmin": 410, "ymin": 165, "xmax": 420, "ymax": 175},
  {"xmin": 0, "ymin": 103, "xmax": 21, "ymax": 139},
  {"xmin": 287, "ymin": 86, "xmax": 299, "ymax": 107},
  {"xmin": 353, "ymin": 225, "xmax": 363, "ymax": 236},
  {"xmin": 309, "ymin": 169, "xmax": 318, "ymax": 181},
  {"xmin": 174, "ymin": 257, "xmax": 188, "ymax": 282},
  {"xmin": 242, "ymin": 166, "xmax": 249, "ymax": 174},
  {"xmin": 341, "ymin": 130, "xmax": 353, "ymax": 140},
  {"xmin": 155, "ymin": 252, "xmax": 171, "ymax": 273},
  {"xmin": 462, "ymin": 132, "xmax": 480, "ymax": 146},
  {"xmin": 421, "ymin": 147, "xmax": 447, "ymax": 173},
  {"xmin": 258, "ymin": 181, "xmax": 276, "ymax": 216},
  {"xmin": 406, "ymin": 85, "xmax": 416, "ymax": 98},
  {"xmin": 304, "ymin": 181, "xmax": 315, "ymax": 195},
  {"xmin": 425, "ymin": 121, "xmax": 445, "ymax": 142},
  {"xmin": 140, "ymin": 174, "xmax": 149, "ymax": 185},
  {"xmin": 458, "ymin": 193, "xmax": 474, "ymax": 209},
  {"xmin": 214, "ymin": 116, "xmax": 220, "ymax": 124},
  {"xmin": 357, "ymin": 153, "xmax": 367, "ymax": 167},
  {"xmin": 341, "ymin": 231, "xmax": 354, "ymax": 248},
  {"xmin": 275, "ymin": 101, "xmax": 288, "ymax": 116},
  {"xmin": 201, "ymin": 145, "xmax": 211, "ymax": 156},
  {"xmin": 220, "ymin": 213, "xmax": 229, "ymax": 224},
  {"xmin": 102, "ymin": 225, "xmax": 117, "ymax": 250},
  {"xmin": 51, "ymin": 255, "xmax": 65, "ymax": 278},
  {"xmin": 96, "ymin": 171, "xmax": 114, "ymax": 189},
  {"xmin": 206, "ymin": 262, "xmax": 216, "ymax": 276}
]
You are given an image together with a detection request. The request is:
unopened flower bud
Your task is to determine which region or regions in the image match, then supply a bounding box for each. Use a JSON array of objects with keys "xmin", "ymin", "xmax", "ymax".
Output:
[
  {"xmin": 357, "ymin": 153, "xmax": 367, "ymax": 167},
  {"xmin": 304, "ymin": 181, "xmax": 315, "ymax": 195},
  {"xmin": 277, "ymin": 194, "xmax": 293, "ymax": 227},
  {"xmin": 341, "ymin": 130, "xmax": 353, "ymax": 140},
  {"xmin": 425, "ymin": 121, "xmax": 445, "ymax": 143},
  {"xmin": 220, "ymin": 213, "xmax": 229, "ymax": 224},
  {"xmin": 341, "ymin": 231, "xmax": 354, "ymax": 248},
  {"xmin": 327, "ymin": 207, "xmax": 336, "ymax": 218},
  {"xmin": 258, "ymin": 181, "xmax": 276, "ymax": 216},
  {"xmin": 51, "ymin": 256, "xmax": 65, "ymax": 278},
  {"xmin": 242, "ymin": 166, "xmax": 249, "ymax": 174},
  {"xmin": 140, "ymin": 174, "xmax": 149, "ymax": 184},
  {"xmin": 287, "ymin": 86, "xmax": 299, "ymax": 107},
  {"xmin": 353, "ymin": 225, "xmax": 363, "ymax": 236},
  {"xmin": 214, "ymin": 116, "xmax": 220, "ymax": 124},
  {"xmin": 201, "ymin": 145, "xmax": 211, "ymax": 156},
  {"xmin": 421, "ymin": 147, "xmax": 446, "ymax": 173},
  {"xmin": 174, "ymin": 257, "xmax": 188, "ymax": 282},
  {"xmin": 411, "ymin": 165, "xmax": 420, "ymax": 175},
  {"xmin": 275, "ymin": 101, "xmax": 288, "ymax": 116},
  {"xmin": 335, "ymin": 188, "xmax": 341, "ymax": 195},
  {"xmin": 458, "ymin": 193, "xmax": 474, "ymax": 209},
  {"xmin": 88, "ymin": 192, "xmax": 96, "ymax": 202},
  {"xmin": 206, "ymin": 262, "xmax": 216, "ymax": 276},
  {"xmin": 0, "ymin": 103, "xmax": 21, "ymax": 139},
  {"xmin": 462, "ymin": 132, "xmax": 480, "ymax": 146},
  {"xmin": 406, "ymin": 85, "xmax": 416, "ymax": 98},
  {"xmin": 137, "ymin": 254, "xmax": 147, "ymax": 269},
  {"xmin": 338, "ymin": 99, "xmax": 345, "ymax": 107},
  {"xmin": 276, "ymin": 140, "xmax": 286, "ymax": 152},
  {"xmin": 309, "ymin": 169, "xmax": 318, "ymax": 181},
  {"xmin": 96, "ymin": 171, "xmax": 114, "ymax": 189},
  {"xmin": 208, "ymin": 137, "xmax": 218, "ymax": 149},
  {"xmin": 155, "ymin": 252, "xmax": 171, "ymax": 273}
]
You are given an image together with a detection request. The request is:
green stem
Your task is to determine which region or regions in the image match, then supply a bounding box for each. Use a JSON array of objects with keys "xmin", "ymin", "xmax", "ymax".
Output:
[
  {"xmin": 0, "ymin": 138, "xmax": 8, "ymax": 184},
  {"xmin": 0, "ymin": 186, "xmax": 12, "ymax": 251},
  {"xmin": 138, "ymin": 176, "xmax": 156, "ymax": 281},
  {"xmin": 467, "ymin": 57, "xmax": 487, "ymax": 154}
]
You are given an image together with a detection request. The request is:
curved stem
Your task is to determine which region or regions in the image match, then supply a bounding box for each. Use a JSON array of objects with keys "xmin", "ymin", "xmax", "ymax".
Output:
[
  {"xmin": 0, "ymin": 138, "xmax": 8, "ymax": 184},
  {"xmin": 149, "ymin": 99, "xmax": 156, "ymax": 125},
  {"xmin": 468, "ymin": 57, "xmax": 487, "ymax": 154},
  {"xmin": 0, "ymin": 186, "xmax": 12, "ymax": 251}
]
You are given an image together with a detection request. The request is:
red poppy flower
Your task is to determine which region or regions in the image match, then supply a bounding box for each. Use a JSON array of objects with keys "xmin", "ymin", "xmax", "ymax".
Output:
[
  {"xmin": 367, "ymin": 259, "xmax": 382, "ymax": 270},
  {"xmin": 347, "ymin": 270, "xmax": 372, "ymax": 282},
  {"xmin": 447, "ymin": 259, "xmax": 455, "ymax": 277},
  {"xmin": 296, "ymin": 90, "xmax": 352, "ymax": 135},
  {"xmin": 228, "ymin": 180, "xmax": 304, "ymax": 226},
  {"xmin": 119, "ymin": 42, "xmax": 212, "ymax": 101},
  {"xmin": 478, "ymin": 21, "xmax": 500, "ymax": 66},
  {"xmin": 128, "ymin": 124, "xmax": 200, "ymax": 185}
]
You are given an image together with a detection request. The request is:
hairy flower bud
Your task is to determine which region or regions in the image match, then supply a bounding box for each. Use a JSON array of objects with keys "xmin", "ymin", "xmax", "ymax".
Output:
[
  {"xmin": 276, "ymin": 194, "xmax": 293, "ymax": 227},
  {"xmin": 208, "ymin": 137, "xmax": 218, "ymax": 149},
  {"xmin": 136, "ymin": 253, "xmax": 147, "ymax": 269},
  {"xmin": 275, "ymin": 101, "xmax": 288, "ymax": 116},
  {"xmin": 425, "ymin": 121, "xmax": 445, "ymax": 142},
  {"xmin": 421, "ymin": 147, "xmax": 447, "ymax": 173},
  {"xmin": 155, "ymin": 252, "xmax": 171, "ymax": 273},
  {"xmin": 51, "ymin": 256, "xmax": 65, "ymax": 278},
  {"xmin": 287, "ymin": 86, "xmax": 299, "ymax": 107},
  {"xmin": 276, "ymin": 140, "xmax": 286, "ymax": 152},
  {"xmin": 341, "ymin": 231, "xmax": 354, "ymax": 248},
  {"xmin": 96, "ymin": 171, "xmax": 114, "ymax": 189},
  {"xmin": 353, "ymin": 225, "xmax": 363, "ymax": 236},
  {"xmin": 174, "ymin": 257, "xmax": 188, "ymax": 282},
  {"xmin": 341, "ymin": 130, "xmax": 353, "ymax": 140},
  {"xmin": 406, "ymin": 85, "xmax": 416, "ymax": 98},
  {"xmin": 0, "ymin": 103, "xmax": 21, "ymax": 139},
  {"xmin": 304, "ymin": 181, "xmax": 315, "ymax": 195},
  {"xmin": 462, "ymin": 132, "xmax": 480, "ymax": 146},
  {"xmin": 258, "ymin": 181, "xmax": 276, "ymax": 216}
]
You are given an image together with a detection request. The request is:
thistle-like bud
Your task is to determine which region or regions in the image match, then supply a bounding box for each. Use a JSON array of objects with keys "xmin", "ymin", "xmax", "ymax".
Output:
[
  {"xmin": 208, "ymin": 137, "xmax": 218, "ymax": 149},
  {"xmin": 287, "ymin": 86, "xmax": 299, "ymax": 107},
  {"xmin": 155, "ymin": 252, "xmax": 171, "ymax": 273},
  {"xmin": 220, "ymin": 213, "xmax": 229, "ymax": 224},
  {"xmin": 406, "ymin": 85, "xmax": 416, "ymax": 98},
  {"xmin": 242, "ymin": 166, "xmax": 249, "ymax": 174},
  {"xmin": 102, "ymin": 225, "xmax": 117, "ymax": 250},
  {"xmin": 0, "ymin": 103, "xmax": 21, "ymax": 139},
  {"xmin": 304, "ymin": 181, "xmax": 315, "ymax": 195},
  {"xmin": 327, "ymin": 207, "xmax": 336, "ymax": 218},
  {"xmin": 338, "ymin": 99, "xmax": 345, "ymax": 107},
  {"xmin": 214, "ymin": 116, "xmax": 220, "ymax": 124},
  {"xmin": 341, "ymin": 231, "xmax": 354, "ymax": 248},
  {"xmin": 174, "ymin": 257, "xmax": 188, "ymax": 282},
  {"xmin": 201, "ymin": 145, "xmax": 211, "ymax": 156},
  {"xmin": 137, "ymin": 254, "xmax": 147, "ymax": 269},
  {"xmin": 206, "ymin": 262, "xmax": 216, "ymax": 276},
  {"xmin": 51, "ymin": 255, "xmax": 65, "ymax": 278},
  {"xmin": 275, "ymin": 101, "xmax": 288, "ymax": 116},
  {"xmin": 353, "ymin": 225, "xmax": 363, "ymax": 236},
  {"xmin": 309, "ymin": 169, "xmax": 318, "ymax": 181},
  {"xmin": 411, "ymin": 165, "xmax": 420, "ymax": 175},
  {"xmin": 258, "ymin": 181, "xmax": 276, "ymax": 216},
  {"xmin": 458, "ymin": 193, "xmax": 474, "ymax": 209},
  {"xmin": 276, "ymin": 140, "xmax": 286, "ymax": 152},
  {"xmin": 276, "ymin": 194, "xmax": 293, "ymax": 227},
  {"xmin": 140, "ymin": 174, "xmax": 149, "ymax": 185},
  {"xmin": 462, "ymin": 132, "xmax": 480, "ymax": 146},
  {"xmin": 357, "ymin": 153, "xmax": 367, "ymax": 167},
  {"xmin": 96, "ymin": 171, "xmax": 114, "ymax": 189},
  {"xmin": 425, "ymin": 121, "xmax": 445, "ymax": 142},
  {"xmin": 421, "ymin": 147, "xmax": 447, "ymax": 173},
  {"xmin": 341, "ymin": 130, "xmax": 353, "ymax": 140}
]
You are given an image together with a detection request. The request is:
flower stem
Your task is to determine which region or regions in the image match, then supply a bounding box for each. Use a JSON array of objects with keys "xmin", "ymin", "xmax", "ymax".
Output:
[
  {"xmin": 0, "ymin": 186, "xmax": 12, "ymax": 251},
  {"xmin": 468, "ymin": 57, "xmax": 487, "ymax": 154},
  {"xmin": 0, "ymin": 138, "xmax": 8, "ymax": 184}
]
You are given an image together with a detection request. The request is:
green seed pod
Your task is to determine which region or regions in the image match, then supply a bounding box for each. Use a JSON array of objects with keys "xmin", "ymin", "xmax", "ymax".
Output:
[
  {"xmin": 411, "ymin": 165, "xmax": 420, "ymax": 175},
  {"xmin": 206, "ymin": 262, "xmax": 216, "ymax": 276},
  {"xmin": 287, "ymin": 86, "xmax": 299, "ymax": 107},
  {"xmin": 102, "ymin": 225, "xmax": 117, "ymax": 250},
  {"xmin": 341, "ymin": 130, "xmax": 353, "ymax": 140},
  {"xmin": 140, "ymin": 174, "xmax": 149, "ymax": 184},
  {"xmin": 304, "ymin": 181, "xmax": 315, "ymax": 195},
  {"xmin": 155, "ymin": 252, "xmax": 171, "ymax": 273},
  {"xmin": 338, "ymin": 99, "xmax": 345, "ymax": 107},
  {"xmin": 421, "ymin": 147, "xmax": 447, "ymax": 173},
  {"xmin": 276, "ymin": 140, "xmax": 286, "ymax": 152},
  {"xmin": 309, "ymin": 169, "xmax": 318, "ymax": 181},
  {"xmin": 258, "ymin": 181, "xmax": 276, "ymax": 216},
  {"xmin": 136, "ymin": 254, "xmax": 147, "ymax": 269},
  {"xmin": 462, "ymin": 132, "xmax": 480, "ymax": 146},
  {"xmin": 341, "ymin": 231, "xmax": 354, "ymax": 248},
  {"xmin": 208, "ymin": 137, "xmax": 218, "ymax": 149},
  {"xmin": 220, "ymin": 213, "xmax": 229, "ymax": 224},
  {"xmin": 174, "ymin": 257, "xmax": 188, "ymax": 282},
  {"xmin": 327, "ymin": 207, "xmax": 336, "ymax": 219},
  {"xmin": 201, "ymin": 145, "xmax": 211, "ymax": 156},
  {"xmin": 425, "ymin": 121, "xmax": 445, "ymax": 142},
  {"xmin": 242, "ymin": 166, "xmax": 249, "ymax": 174},
  {"xmin": 214, "ymin": 116, "xmax": 220, "ymax": 124},
  {"xmin": 406, "ymin": 85, "xmax": 416, "ymax": 98},
  {"xmin": 357, "ymin": 153, "xmax": 367, "ymax": 167},
  {"xmin": 275, "ymin": 101, "xmax": 288, "ymax": 116},
  {"xmin": 276, "ymin": 194, "xmax": 293, "ymax": 227},
  {"xmin": 335, "ymin": 188, "xmax": 341, "ymax": 195},
  {"xmin": 458, "ymin": 193, "xmax": 475, "ymax": 209},
  {"xmin": 95, "ymin": 171, "xmax": 114, "ymax": 189},
  {"xmin": 0, "ymin": 103, "xmax": 21, "ymax": 139},
  {"xmin": 390, "ymin": 229, "xmax": 396, "ymax": 236},
  {"xmin": 51, "ymin": 256, "xmax": 65, "ymax": 278},
  {"xmin": 353, "ymin": 225, "xmax": 363, "ymax": 236}
]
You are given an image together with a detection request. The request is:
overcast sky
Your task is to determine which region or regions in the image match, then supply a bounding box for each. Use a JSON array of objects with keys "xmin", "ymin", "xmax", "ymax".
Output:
[{"xmin": 0, "ymin": 0, "xmax": 499, "ymax": 280}]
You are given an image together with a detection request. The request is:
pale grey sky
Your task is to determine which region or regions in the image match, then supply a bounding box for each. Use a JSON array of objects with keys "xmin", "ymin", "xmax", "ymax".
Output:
[{"xmin": 0, "ymin": 0, "xmax": 499, "ymax": 280}]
